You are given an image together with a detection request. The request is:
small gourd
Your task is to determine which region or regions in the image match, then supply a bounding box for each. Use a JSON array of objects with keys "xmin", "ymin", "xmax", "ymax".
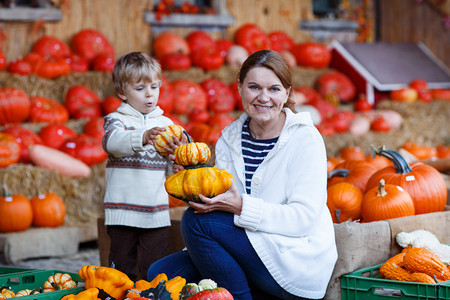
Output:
[
  {"xmin": 43, "ymin": 273, "xmax": 77, "ymax": 292},
  {"xmin": 165, "ymin": 164, "xmax": 234, "ymax": 203},
  {"xmin": 0, "ymin": 287, "xmax": 15, "ymax": 299},
  {"xmin": 154, "ymin": 125, "xmax": 184, "ymax": 156},
  {"xmin": 379, "ymin": 252, "xmax": 411, "ymax": 281},
  {"xmin": 403, "ymin": 247, "xmax": 450, "ymax": 281},
  {"xmin": 15, "ymin": 287, "xmax": 41, "ymax": 297}
]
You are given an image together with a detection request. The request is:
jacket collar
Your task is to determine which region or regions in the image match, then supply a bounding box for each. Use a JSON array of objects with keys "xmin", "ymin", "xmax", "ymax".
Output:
[
  {"xmin": 221, "ymin": 108, "xmax": 314, "ymax": 156},
  {"xmin": 117, "ymin": 102, "xmax": 164, "ymax": 119}
]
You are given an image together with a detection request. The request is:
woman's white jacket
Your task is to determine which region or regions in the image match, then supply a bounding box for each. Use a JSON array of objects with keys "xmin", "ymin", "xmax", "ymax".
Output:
[{"xmin": 215, "ymin": 108, "xmax": 337, "ymax": 299}]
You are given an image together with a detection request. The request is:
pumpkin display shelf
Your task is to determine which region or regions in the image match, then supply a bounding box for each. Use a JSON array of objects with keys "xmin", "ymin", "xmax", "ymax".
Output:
[{"xmin": 0, "ymin": 67, "xmax": 449, "ymax": 227}]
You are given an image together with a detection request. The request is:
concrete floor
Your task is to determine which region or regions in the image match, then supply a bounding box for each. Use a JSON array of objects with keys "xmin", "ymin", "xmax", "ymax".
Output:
[{"xmin": 0, "ymin": 242, "xmax": 100, "ymax": 274}]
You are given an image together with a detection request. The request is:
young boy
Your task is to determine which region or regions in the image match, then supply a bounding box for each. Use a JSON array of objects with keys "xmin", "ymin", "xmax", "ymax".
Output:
[{"xmin": 102, "ymin": 51, "xmax": 178, "ymax": 281}]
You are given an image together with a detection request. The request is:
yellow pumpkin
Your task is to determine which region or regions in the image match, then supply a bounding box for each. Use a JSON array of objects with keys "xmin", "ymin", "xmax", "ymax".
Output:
[
  {"xmin": 154, "ymin": 124, "xmax": 184, "ymax": 156},
  {"xmin": 165, "ymin": 164, "xmax": 234, "ymax": 203},
  {"xmin": 174, "ymin": 142, "xmax": 211, "ymax": 166}
]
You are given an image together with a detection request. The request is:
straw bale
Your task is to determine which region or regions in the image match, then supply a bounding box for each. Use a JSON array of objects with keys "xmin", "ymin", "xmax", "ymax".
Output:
[
  {"xmin": 0, "ymin": 71, "xmax": 114, "ymax": 103},
  {"xmin": 323, "ymin": 100, "xmax": 450, "ymax": 157},
  {"xmin": 0, "ymin": 162, "xmax": 106, "ymax": 227}
]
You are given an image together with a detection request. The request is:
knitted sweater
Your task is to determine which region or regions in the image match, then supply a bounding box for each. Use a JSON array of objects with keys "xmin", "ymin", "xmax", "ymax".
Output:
[
  {"xmin": 215, "ymin": 108, "xmax": 338, "ymax": 299},
  {"xmin": 102, "ymin": 102, "xmax": 173, "ymax": 228}
]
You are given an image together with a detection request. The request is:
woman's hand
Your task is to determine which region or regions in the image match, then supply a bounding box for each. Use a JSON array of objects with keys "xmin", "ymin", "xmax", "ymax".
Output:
[{"xmin": 188, "ymin": 181, "xmax": 243, "ymax": 215}]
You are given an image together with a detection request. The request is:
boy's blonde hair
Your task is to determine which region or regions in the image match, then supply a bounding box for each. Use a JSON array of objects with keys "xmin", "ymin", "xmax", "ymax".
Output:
[{"xmin": 113, "ymin": 51, "xmax": 162, "ymax": 97}]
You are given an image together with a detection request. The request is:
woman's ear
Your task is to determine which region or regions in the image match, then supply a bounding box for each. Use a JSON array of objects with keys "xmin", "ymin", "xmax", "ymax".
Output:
[{"xmin": 238, "ymin": 81, "xmax": 242, "ymax": 95}]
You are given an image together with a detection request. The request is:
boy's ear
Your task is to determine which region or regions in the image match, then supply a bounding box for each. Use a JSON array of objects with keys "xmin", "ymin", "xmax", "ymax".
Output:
[{"xmin": 117, "ymin": 93, "xmax": 126, "ymax": 101}]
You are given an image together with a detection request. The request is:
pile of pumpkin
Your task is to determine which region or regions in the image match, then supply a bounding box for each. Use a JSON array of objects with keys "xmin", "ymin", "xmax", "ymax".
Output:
[
  {"xmin": 325, "ymin": 145, "xmax": 447, "ymax": 223},
  {"xmin": 0, "ymin": 189, "xmax": 66, "ymax": 233},
  {"xmin": 0, "ymin": 272, "xmax": 77, "ymax": 298},
  {"xmin": 64, "ymin": 265, "xmax": 232, "ymax": 300},
  {"xmin": 153, "ymin": 124, "xmax": 234, "ymax": 205},
  {"xmin": 379, "ymin": 247, "xmax": 450, "ymax": 284}
]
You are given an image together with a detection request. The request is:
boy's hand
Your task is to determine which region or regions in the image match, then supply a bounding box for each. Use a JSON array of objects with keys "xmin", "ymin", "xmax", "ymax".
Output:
[
  {"xmin": 172, "ymin": 162, "xmax": 184, "ymax": 174},
  {"xmin": 164, "ymin": 130, "xmax": 189, "ymax": 154},
  {"xmin": 143, "ymin": 127, "xmax": 166, "ymax": 145}
]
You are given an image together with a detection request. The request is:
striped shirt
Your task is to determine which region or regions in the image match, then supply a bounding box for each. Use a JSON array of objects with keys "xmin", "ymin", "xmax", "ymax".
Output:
[{"xmin": 242, "ymin": 118, "xmax": 279, "ymax": 194}]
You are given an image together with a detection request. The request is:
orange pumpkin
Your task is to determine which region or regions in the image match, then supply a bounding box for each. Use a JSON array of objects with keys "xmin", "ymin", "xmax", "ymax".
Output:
[
  {"xmin": 326, "ymin": 156, "xmax": 341, "ymax": 173},
  {"xmin": 326, "ymin": 182, "xmax": 362, "ymax": 223},
  {"xmin": 0, "ymin": 132, "xmax": 21, "ymax": 168},
  {"xmin": 400, "ymin": 142, "xmax": 437, "ymax": 161},
  {"xmin": 339, "ymin": 146, "xmax": 366, "ymax": 161},
  {"xmin": 327, "ymin": 160, "xmax": 378, "ymax": 193},
  {"xmin": 365, "ymin": 154, "xmax": 393, "ymax": 170},
  {"xmin": 361, "ymin": 179, "xmax": 415, "ymax": 222},
  {"xmin": 0, "ymin": 187, "xmax": 33, "ymax": 233},
  {"xmin": 30, "ymin": 193, "xmax": 66, "ymax": 227},
  {"xmin": 367, "ymin": 147, "xmax": 447, "ymax": 215}
]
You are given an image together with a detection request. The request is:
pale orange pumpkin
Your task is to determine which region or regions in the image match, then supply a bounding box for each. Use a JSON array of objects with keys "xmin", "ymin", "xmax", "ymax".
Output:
[
  {"xmin": 367, "ymin": 147, "xmax": 447, "ymax": 215},
  {"xmin": 326, "ymin": 182, "xmax": 363, "ymax": 223},
  {"xmin": 154, "ymin": 124, "xmax": 185, "ymax": 156},
  {"xmin": 30, "ymin": 192, "xmax": 66, "ymax": 227},
  {"xmin": 43, "ymin": 273, "xmax": 77, "ymax": 292},
  {"xmin": 174, "ymin": 142, "xmax": 211, "ymax": 166}
]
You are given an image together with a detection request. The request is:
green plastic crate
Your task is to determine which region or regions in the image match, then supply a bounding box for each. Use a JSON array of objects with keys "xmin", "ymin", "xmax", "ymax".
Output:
[
  {"xmin": 341, "ymin": 264, "xmax": 439, "ymax": 300},
  {"xmin": 0, "ymin": 266, "xmax": 39, "ymax": 277},
  {"xmin": 438, "ymin": 280, "xmax": 450, "ymax": 300},
  {"xmin": 0, "ymin": 269, "xmax": 85, "ymax": 300}
]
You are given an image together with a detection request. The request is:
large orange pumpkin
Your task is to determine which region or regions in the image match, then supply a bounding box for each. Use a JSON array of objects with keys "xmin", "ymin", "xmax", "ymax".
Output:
[
  {"xmin": 366, "ymin": 147, "xmax": 447, "ymax": 215},
  {"xmin": 326, "ymin": 182, "xmax": 362, "ymax": 223},
  {"xmin": 0, "ymin": 87, "xmax": 31, "ymax": 125},
  {"xmin": 361, "ymin": 179, "xmax": 415, "ymax": 222},
  {"xmin": 0, "ymin": 187, "xmax": 33, "ymax": 233},
  {"xmin": 152, "ymin": 32, "xmax": 190, "ymax": 60},
  {"xmin": 327, "ymin": 160, "xmax": 378, "ymax": 193},
  {"xmin": 30, "ymin": 193, "xmax": 66, "ymax": 227}
]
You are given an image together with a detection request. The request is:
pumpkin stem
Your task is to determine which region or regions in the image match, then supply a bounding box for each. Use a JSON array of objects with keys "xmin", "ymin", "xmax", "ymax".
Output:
[
  {"xmin": 327, "ymin": 168, "xmax": 349, "ymax": 179},
  {"xmin": 374, "ymin": 146, "xmax": 412, "ymax": 174},
  {"xmin": 335, "ymin": 209, "xmax": 341, "ymax": 223},
  {"xmin": 50, "ymin": 282, "xmax": 60, "ymax": 290},
  {"xmin": 1, "ymin": 184, "xmax": 11, "ymax": 197},
  {"xmin": 377, "ymin": 179, "xmax": 387, "ymax": 197},
  {"xmin": 30, "ymin": 287, "xmax": 42, "ymax": 295},
  {"xmin": 183, "ymin": 130, "xmax": 192, "ymax": 143}
]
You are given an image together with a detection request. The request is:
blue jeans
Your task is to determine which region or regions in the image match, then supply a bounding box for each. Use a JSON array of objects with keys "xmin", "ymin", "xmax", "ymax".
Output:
[{"xmin": 148, "ymin": 208, "xmax": 311, "ymax": 300}]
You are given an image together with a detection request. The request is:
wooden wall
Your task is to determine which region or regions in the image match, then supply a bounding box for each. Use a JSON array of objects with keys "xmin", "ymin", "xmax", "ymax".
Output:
[
  {"xmin": 378, "ymin": 0, "xmax": 450, "ymax": 67},
  {"xmin": 0, "ymin": 0, "xmax": 448, "ymax": 68},
  {"xmin": 225, "ymin": 0, "xmax": 313, "ymax": 42},
  {"xmin": 1, "ymin": 0, "xmax": 153, "ymax": 61}
]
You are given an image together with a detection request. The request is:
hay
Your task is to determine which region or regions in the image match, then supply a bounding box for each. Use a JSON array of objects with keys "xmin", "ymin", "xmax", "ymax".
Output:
[
  {"xmin": 0, "ymin": 71, "xmax": 114, "ymax": 103},
  {"xmin": 0, "ymin": 162, "xmax": 106, "ymax": 226},
  {"xmin": 323, "ymin": 100, "xmax": 450, "ymax": 157}
]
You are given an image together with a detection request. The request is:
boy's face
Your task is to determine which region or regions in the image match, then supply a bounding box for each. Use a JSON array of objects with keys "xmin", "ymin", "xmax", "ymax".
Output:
[{"xmin": 118, "ymin": 79, "xmax": 161, "ymax": 114}]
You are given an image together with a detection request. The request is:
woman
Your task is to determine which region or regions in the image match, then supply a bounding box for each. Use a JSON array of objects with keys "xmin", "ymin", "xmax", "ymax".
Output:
[{"xmin": 148, "ymin": 50, "xmax": 337, "ymax": 299}]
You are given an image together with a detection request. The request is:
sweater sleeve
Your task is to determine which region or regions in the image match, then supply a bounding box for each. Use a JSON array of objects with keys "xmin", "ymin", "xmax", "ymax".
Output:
[{"xmin": 103, "ymin": 115, "xmax": 150, "ymax": 158}]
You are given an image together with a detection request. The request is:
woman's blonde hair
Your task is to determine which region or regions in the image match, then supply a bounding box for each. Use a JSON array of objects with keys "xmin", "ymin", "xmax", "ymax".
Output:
[{"xmin": 113, "ymin": 51, "xmax": 162, "ymax": 97}]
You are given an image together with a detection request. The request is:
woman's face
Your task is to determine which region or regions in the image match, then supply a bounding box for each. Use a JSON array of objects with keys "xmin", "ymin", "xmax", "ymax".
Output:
[{"xmin": 239, "ymin": 67, "xmax": 290, "ymax": 124}]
